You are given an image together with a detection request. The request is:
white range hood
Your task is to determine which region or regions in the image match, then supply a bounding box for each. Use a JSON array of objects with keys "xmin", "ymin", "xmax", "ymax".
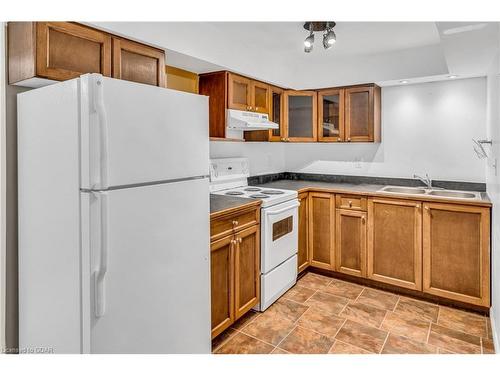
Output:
[{"xmin": 227, "ymin": 109, "xmax": 279, "ymax": 131}]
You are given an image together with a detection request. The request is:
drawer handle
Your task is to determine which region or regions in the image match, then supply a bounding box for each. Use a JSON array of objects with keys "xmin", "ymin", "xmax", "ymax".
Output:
[
  {"xmin": 232, "ymin": 220, "xmax": 239, "ymax": 226},
  {"xmin": 348, "ymin": 200, "xmax": 353, "ymax": 207}
]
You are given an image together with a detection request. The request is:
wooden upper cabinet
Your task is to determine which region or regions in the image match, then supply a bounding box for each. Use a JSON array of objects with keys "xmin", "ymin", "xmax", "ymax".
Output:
[
  {"xmin": 297, "ymin": 192, "xmax": 310, "ymax": 273},
  {"xmin": 210, "ymin": 234, "xmax": 235, "ymax": 339},
  {"xmin": 318, "ymin": 89, "xmax": 344, "ymax": 142},
  {"xmin": 227, "ymin": 73, "xmax": 270, "ymax": 113},
  {"xmin": 284, "ymin": 90, "xmax": 318, "ymax": 142},
  {"xmin": 269, "ymin": 86, "xmax": 285, "ymax": 142},
  {"xmin": 252, "ymin": 81, "xmax": 271, "ymax": 114},
  {"xmin": 8, "ymin": 22, "xmax": 111, "ymax": 85},
  {"xmin": 345, "ymin": 85, "xmax": 381, "ymax": 142},
  {"xmin": 367, "ymin": 198, "xmax": 422, "ymax": 290},
  {"xmin": 308, "ymin": 192, "xmax": 335, "ymax": 270},
  {"xmin": 228, "ymin": 73, "xmax": 252, "ymax": 111},
  {"xmin": 112, "ymin": 38, "xmax": 166, "ymax": 87},
  {"xmin": 335, "ymin": 209, "xmax": 367, "ymax": 278},
  {"xmin": 234, "ymin": 225, "xmax": 260, "ymax": 319},
  {"xmin": 423, "ymin": 203, "xmax": 490, "ymax": 307}
]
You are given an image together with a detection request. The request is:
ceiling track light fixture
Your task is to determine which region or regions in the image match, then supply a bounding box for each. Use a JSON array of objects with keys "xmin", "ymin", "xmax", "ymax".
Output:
[{"xmin": 303, "ymin": 21, "xmax": 336, "ymax": 53}]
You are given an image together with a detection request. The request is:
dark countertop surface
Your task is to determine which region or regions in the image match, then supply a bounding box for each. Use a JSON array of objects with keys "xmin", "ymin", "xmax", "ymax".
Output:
[
  {"xmin": 210, "ymin": 194, "xmax": 260, "ymax": 216},
  {"xmin": 256, "ymin": 180, "xmax": 491, "ymax": 205}
]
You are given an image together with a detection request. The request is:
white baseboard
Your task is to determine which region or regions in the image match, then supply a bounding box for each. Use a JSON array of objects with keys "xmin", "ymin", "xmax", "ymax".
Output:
[{"xmin": 490, "ymin": 308, "xmax": 499, "ymax": 354}]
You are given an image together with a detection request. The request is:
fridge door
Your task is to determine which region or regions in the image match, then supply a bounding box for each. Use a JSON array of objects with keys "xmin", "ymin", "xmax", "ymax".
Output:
[
  {"xmin": 80, "ymin": 74, "xmax": 209, "ymax": 190},
  {"xmin": 81, "ymin": 178, "xmax": 211, "ymax": 353}
]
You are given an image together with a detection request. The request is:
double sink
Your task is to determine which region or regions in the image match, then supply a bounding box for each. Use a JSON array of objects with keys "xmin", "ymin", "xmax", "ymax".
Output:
[{"xmin": 378, "ymin": 186, "xmax": 481, "ymax": 200}]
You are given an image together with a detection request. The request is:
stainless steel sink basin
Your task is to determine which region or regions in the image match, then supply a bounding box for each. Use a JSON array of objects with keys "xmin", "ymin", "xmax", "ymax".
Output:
[
  {"xmin": 380, "ymin": 186, "xmax": 427, "ymax": 194},
  {"xmin": 427, "ymin": 190, "xmax": 478, "ymax": 199}
]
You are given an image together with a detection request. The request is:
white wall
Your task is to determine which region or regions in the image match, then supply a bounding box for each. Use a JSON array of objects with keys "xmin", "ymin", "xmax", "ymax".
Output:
[
  {"xmin": 486, "ymin": 31, "xmax": 500, "ymax": 350},
  {"xmin": 285, "ymin": 78, "xmax": 487, "ymax": 182},
  {"xmin": 209, "ymin": 141, "xmax": 286, "ymax": 176}
]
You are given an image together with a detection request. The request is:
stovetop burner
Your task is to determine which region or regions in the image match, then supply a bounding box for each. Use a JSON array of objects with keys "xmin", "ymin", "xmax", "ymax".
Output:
[
  {"xmin": 250, "ymin": 194, "xmax": 270, "ymax": 199},
  {"xmin": 244, "ymin": 187, "xmax": 261, "ymax": 192},
  {"xmin": 261, "ymin": 190, "xmax": 285, "ymax": 195},
  {"xmin": 225, "ymin": 191, "xmax": 244, "ymax": 196}
]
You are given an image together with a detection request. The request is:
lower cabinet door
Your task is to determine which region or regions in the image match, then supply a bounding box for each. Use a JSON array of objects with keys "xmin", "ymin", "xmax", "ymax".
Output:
[
  {"xmin": 335, "ymin": 209, "xmax": 367, "ymax": 277},
  {"xmin": 423, "ymin": 203, "xmax": 490, "ymax": 307},
  {"xmin": 210, "ymin": 235, "xmax": 235, "ymax": 338},
  {"xmin": 297, "ymin": 192, "xmax": 310, "ymax": 273},
  {"xmin": 308, "ymin": 192, "xmax": 335, "ymax": 270},
  {"xmin": 367, "ymin": 198, "xmax": 422, "ymax": 290},
  {"xmin": 234, "ymin": 225, "xmax": 260, "ymax": 319}
]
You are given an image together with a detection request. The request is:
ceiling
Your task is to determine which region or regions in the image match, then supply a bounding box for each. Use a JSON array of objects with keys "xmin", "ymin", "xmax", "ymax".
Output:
[{"xmin": 90, "ymin": 21, "xmax": 499, "ymax": 89}]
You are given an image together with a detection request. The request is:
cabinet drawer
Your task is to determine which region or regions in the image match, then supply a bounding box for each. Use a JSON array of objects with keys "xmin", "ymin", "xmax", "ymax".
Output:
[
  {"xmin": 211, "ymin": 208, "xmax": 259, "ymax": 241},
  {"xmin": 336, "ymin": 195, "xmax": 367, "ymax": 211}
]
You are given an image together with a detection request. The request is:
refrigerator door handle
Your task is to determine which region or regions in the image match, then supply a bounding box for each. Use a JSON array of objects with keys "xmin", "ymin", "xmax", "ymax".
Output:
[
  {"xmin": 94, "ymin": 191, "xmax": 109, "ymax": 317},
  {"xmin": 93, "ymin": 76, "xmax": 109, "ymax": 190}
]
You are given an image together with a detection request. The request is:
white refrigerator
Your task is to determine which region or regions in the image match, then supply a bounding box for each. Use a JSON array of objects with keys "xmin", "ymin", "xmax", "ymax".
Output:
[{"xmin": 17, "ymin": 74, "xmax": 211, "ymax": 353}]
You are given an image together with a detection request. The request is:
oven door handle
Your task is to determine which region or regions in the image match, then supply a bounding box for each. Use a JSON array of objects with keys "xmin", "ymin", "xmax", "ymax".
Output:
[{"xmin": 265, "ymin": 202, "xmax": 300, "ymax": 216}]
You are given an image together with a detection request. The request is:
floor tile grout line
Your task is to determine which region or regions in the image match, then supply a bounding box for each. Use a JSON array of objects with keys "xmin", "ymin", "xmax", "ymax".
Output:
[
  {"xmin": 378, "ymin": 310, "xmax": 389, "ymax": 330},
  {"xmin": 333, "ymin": 339, "xmax": 373, "ymax": 354},
  {"xmin": 273, "ymin": 323, "xmax": 299, "ymax": 351},
  {"xmin": 392, "ymin": 296, "xmax": 401, "ymax": 312},
  {"xmin": 378, "ymin": 331, "xmax": 390, "ymax": 354},
  {"xmin": 425, "ymin": 321, "xmax": 432, "ymax": 344}
]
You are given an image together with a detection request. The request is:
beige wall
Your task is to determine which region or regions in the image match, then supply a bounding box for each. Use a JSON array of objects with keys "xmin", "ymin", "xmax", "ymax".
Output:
[{"xmin": 166, "ymin": 65, "xmax": 199, "ymax": 94}]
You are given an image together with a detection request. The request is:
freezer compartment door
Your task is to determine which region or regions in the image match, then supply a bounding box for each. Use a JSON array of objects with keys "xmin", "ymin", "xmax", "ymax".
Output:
[
  {"xmin": 80, "ymin": 74, "xmax": 209, "ymax": 189},
  {"xmin": 83, "ymin": 178, "xmax": 211, "ymax": 353}
]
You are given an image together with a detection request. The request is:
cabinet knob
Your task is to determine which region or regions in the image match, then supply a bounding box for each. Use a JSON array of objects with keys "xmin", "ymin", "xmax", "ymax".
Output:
[
  {"xmin": 361, "ymin": 216, "xmax": 366, "ymax": 224},
  {"xmin": 281, "ymin": 137, "xmax": 285, "ymax": 141},
  {"xmin": 237, "ymin": 238, "xmax": 243, "ymax": 243},
  {"xmin": 347, "ymin": 137, "xmax": 351, "ymax": 142},
  {"xmin": 232, "ymin": 220, "xmax": 239, "ymax": 226},
  {"xmin": 348, "ymin": 200, "xmax": 353, "ymax": 207},
  {"xmin": 249, "ymin": 106, "xmax": 253, "ymax": 110},
  {"xmin": 255, "ymin": 107, "xmax": 259, "ymax": 111},
  {"xmin": 231, "ymin": 239, "xmax": 237, "ymax": 245}
]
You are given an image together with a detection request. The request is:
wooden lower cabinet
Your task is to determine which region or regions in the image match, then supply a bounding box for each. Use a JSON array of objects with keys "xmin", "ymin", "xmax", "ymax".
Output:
[
  {"xmin": 297, "ymin": 192, "xmax": 310, "ymax": 273},
  {"xmin": 210, "ymin": 205, "xmax": 261, "ymax": 339},
  {"xmin": 210, "ymin": 234, "xmax": 235, "ymax": 339},
  {"xmin": 367, "ymin": 198, "xmax": 422, "ymax": 290},
  {"xmin": 335, "ymin": 209, "xmax": 367, "ymax": 277},
  {"xmin": 234, "ymin": 225, "xmax": 260, "ymax": 319},
  {"xmin": 308, "ymin": 192, "xmax": 335, "ymax": 270},
  {"xmin": 423, "ymin": 203, "xmax": 490, "ymax": 307}
]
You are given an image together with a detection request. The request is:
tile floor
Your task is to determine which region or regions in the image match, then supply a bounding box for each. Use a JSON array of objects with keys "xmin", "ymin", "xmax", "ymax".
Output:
[{"xmin": 212, "ymin": 272, "xmax": 496, "ymax": 354}]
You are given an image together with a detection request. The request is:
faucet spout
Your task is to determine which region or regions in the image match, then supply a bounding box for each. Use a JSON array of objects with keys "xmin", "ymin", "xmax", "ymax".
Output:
[{"xmin": 413, "ymin": 173, "xmax": 432, "ymax": 189}]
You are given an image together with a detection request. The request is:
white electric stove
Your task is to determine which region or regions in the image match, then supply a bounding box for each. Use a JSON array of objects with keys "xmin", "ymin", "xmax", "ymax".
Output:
[{"xmin": 209, "ymin": 158, "xmax": 299, "ymax": 311}]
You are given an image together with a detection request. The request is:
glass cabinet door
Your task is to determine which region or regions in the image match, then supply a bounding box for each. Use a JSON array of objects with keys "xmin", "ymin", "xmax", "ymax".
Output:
[
  {"xmin": 318, "ymin": 89, "xmax": 344, "ymax": 142},
  {"xmin": 269, "ymin": 86, "xmax": 284, "ymax": 141},
  {"xmin": 284, "ymin": 91, "xmax": 317, "ymax": 142},
  {"xmin": 227, "ymin": 73, "xmax": 251, "ymax": 111},
  {"xmin": 345, "ymin": 86, "xmax": 374, "ymax": 142}
]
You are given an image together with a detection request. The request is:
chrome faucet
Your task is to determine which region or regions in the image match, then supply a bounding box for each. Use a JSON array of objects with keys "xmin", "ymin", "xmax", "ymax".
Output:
[{"xmin": 413, "ymin": 173, "xmax": 432, "ymax": 189}]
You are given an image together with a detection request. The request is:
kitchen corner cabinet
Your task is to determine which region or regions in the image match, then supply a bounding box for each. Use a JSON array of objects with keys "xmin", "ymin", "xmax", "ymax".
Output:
[
  {"xmin": 367, "ymin": 198, "xmax": 422, "ymax": 290},
  {"xmin": 210, "ymin": 204, "xmax": 260, "ymax": 338},
  {"xmin": 423, "ymin": 203, "xmax": 490, "ymax": 307},
  {"xmin": 8, "ymin": 22, "xmax": 166, "ymax": 88},
  {"xmin": 318, "ymin": 84, "xmax": 381, "ymax": 143},
  {"xmin": 112, "ymin": 38, "xmax": 166, "ymax": 87},
  {"xmin": 297, "ymin": 192, "xmax": 310, "ymax": 273},
  {"xmin": 308, "ymin": 192, "xmax": 335, "ymax": 270},
  {"xmin": 283, "ymin": 90, "xmax": 318, "ymax": 142},
  {"xmin": 335, "ymin": 194, "xmax": 367, "ymax": 277}
]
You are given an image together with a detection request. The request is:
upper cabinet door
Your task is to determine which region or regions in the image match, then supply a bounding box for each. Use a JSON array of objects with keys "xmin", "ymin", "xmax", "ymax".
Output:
[
  {"xmin": 252, "ymin": 81, "xmax": 270, "ymax": 114},
  {"xmin": 36, "ymin": 22, "xmax": 112, "ymax": 81},
  {"xmin": 318, "ymin": 89, "xmax": 344, "ymax": 142},
  {"xmin": 284, "ymin": 90, "xmax": 318, "ymax": 142},
  {"xmin": 345, "ymin": 86, "xmax": 381, "ymax": 142},
  {"xmin": 269, "ymin": 86, "xmax": 285, "ymax": 142},
  {"xmin": 227, "ymin": 73, "xmax": 252, "ymax": 111},
  {"xmin": 112, "ymin": 38, "xmax": 166, "ymax": 87}
]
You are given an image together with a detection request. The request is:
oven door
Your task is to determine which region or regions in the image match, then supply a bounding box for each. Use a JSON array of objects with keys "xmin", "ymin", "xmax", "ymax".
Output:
[{"xmin": 261, "ymin": 199, "xmax": 299, "ymax": 274}]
